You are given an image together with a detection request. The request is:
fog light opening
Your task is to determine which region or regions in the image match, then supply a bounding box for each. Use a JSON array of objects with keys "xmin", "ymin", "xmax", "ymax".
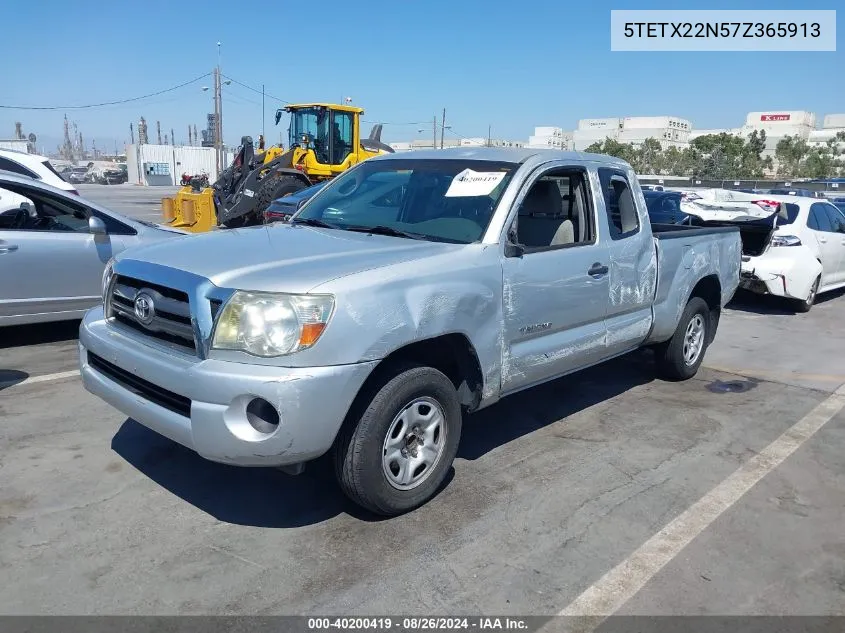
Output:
[{"xmin": 246, "ymin": 398, "xmax": 280, "ymax": 434}]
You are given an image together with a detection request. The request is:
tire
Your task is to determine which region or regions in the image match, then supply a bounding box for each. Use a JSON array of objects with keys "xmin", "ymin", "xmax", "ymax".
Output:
[
  {"xmin": 253, "ymin": 173, "xmax": 307, "ymax": 225},
  {"xmin": 333, "ymin": 364, "xmax": 462, "ymax": 516},
  {"xmin": 791, "ymin": 275, "xmax": 819, "ymax": 313},
  {"xmin": 655, "ymin": 297, "xmax": 711, "ymax": 381}
]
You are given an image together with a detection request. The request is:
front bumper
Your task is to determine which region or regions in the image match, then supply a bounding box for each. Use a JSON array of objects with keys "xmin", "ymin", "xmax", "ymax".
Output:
[{"xmin": 79, "ymin": 307, "xmax": 377, "ymax": 466}]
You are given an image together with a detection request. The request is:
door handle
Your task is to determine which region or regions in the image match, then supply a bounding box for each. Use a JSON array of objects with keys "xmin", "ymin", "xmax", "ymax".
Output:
[
  {"xmin": 0, "ymin": 244, "xmax": 19, "ymax": 253},
  {"xmin": 588, "ymin": 262, "xmax": 609, "ymax": 277},
  {"xmin": 818, "ymin": 237, "xmax": 827, "ymax": 243}
]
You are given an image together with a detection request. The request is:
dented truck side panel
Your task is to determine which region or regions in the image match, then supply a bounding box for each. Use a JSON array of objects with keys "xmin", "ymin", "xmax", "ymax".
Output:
[{"xmin": 645, "ymin": 230, "xmax": 742, "ymax": 345}]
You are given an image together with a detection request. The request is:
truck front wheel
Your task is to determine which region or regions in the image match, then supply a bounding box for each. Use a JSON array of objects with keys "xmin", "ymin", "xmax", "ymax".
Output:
[
  {"xmin": 333, "ymin": 365, "xmax": 462, "ymax": 516},
  {"xmin": 655, "ymin": 297, "xmax": 710, "ymax": 381}
]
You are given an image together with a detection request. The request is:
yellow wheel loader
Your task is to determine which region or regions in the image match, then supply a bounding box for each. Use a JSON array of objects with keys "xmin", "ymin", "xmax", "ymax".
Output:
[{"xmin": 162, "ymin": 103, "xmax": 393, "ymax": 232}]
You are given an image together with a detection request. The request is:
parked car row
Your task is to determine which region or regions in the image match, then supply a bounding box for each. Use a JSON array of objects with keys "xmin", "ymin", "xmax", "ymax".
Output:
[{"xmin": 59, "ymin": 162, "xmax": 128, "ymax": 185}]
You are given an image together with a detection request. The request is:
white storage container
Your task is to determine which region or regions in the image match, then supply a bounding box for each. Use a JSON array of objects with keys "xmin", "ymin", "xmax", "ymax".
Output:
[
  {"xmin": 822, "ymin": 114, "xmax": 845, "ymax": 129},
  {"xmin": 534, "ymin": 126, "xmax": 563, "ymax": 137},
  {"xmin": 577, "ymin": 118, "xmax": 621, "ymax": 131},
  {"xmin": 745, "ymin": 111, "xmax": 816, "ymax": 128}
]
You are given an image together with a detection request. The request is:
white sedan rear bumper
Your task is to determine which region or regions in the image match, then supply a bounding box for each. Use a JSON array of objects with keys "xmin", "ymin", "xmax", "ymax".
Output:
[{"xmin": 740, "ymin": 246, "xmax": 822, "ymax": 300}]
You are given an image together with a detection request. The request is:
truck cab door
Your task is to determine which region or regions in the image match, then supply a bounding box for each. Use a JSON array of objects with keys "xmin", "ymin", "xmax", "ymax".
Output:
[
  {"xmin": 500, "ymin": 165, "xmax": 610, "ymax": 394},
  {"xmin": 596, "ymin": 168, "xmax": 657, "ymax": 357}
]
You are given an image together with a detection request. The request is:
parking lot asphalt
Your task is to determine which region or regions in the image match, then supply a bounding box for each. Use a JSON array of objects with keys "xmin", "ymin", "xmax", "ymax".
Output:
[
  {"xmin": 77, "ymin": 183, "xmax": 180, "ymax": 224},
  {"xmin": 1, "ymin": 189, "xmax": 844, "ymax": 617}
]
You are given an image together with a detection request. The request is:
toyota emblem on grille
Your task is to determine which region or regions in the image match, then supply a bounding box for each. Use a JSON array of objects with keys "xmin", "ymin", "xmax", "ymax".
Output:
[{"xmin": 133, "ymin": 292, "xmax": 155, "ymax": 325}]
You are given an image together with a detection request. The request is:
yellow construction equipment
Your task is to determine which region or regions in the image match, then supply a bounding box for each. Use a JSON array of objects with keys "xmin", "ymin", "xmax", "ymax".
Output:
[{"xmin": 163, "ymin": 103, "xmax": 393, "ymax": 231}]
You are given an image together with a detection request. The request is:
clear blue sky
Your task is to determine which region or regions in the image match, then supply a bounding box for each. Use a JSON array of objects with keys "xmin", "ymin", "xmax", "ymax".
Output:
[{"xmin": 1, "ymin": 0, "xmax": 842, "ymax": 152}]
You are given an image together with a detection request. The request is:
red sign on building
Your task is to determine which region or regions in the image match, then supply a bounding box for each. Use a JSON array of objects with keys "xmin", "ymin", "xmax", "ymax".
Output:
[{"xmin": 761, "ymin": 114, "xmax": 791, "ymax": 122}]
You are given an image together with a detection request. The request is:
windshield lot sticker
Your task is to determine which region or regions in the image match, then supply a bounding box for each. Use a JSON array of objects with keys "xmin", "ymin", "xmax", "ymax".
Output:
[{"xmin": 445, "ymin": 169, "xmax": 507, "ymax": 197}]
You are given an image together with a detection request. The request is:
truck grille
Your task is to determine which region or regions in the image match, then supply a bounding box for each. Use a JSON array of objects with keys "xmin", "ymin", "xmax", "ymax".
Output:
[
  {"xmin": 87, "ymin": 352, "xmax": 192, "ymax": 417},
  {"xmin": 108, "ymin": 275, "xmax": 196, "ymax": 353}
]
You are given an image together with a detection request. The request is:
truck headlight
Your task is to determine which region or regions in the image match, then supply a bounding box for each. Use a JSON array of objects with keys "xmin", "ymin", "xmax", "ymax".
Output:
[
  {"xmin": 102, "ymin": 258, "xmax": 115, "ymax": 302},
  {"xmin": 211, "ymin": 291, "xmax": 334, "ymax": 357}
]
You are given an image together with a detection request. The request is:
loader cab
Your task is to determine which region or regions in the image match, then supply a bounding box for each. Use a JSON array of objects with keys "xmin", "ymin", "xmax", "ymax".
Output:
[{"xmin": 281, "ymin": 104, "xmax": 361, "ymax": 169}]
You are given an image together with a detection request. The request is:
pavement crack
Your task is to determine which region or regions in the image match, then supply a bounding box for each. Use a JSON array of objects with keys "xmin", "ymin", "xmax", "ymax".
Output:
[{"xmin": 208, "ymin": 544, "xmax": 264, "ymax": 570}]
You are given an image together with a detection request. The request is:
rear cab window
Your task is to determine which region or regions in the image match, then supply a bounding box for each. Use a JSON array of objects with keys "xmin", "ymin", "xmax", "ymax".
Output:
[{"xmin": 598, "ymin": 168, "xmax": 640, "ymax": 239}]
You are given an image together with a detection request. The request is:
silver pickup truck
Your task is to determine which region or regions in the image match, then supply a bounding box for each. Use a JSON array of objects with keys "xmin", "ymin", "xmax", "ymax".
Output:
[{"xmin": 79, "ymin": 148, "xmax": 740, "ymax": 515}]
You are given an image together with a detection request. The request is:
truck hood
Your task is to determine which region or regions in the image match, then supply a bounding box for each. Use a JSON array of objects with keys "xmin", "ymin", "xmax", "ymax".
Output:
[{"xmin": 116, "ymin": 224, "xmax": 460, "ymax": 293}]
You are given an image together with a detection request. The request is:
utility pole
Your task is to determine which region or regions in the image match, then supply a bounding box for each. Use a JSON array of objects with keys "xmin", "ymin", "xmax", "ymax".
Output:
[
  {"xmin": 433, "ymin": 115, "xmax": 437, "ymax": 150},
  {"xmin": 188, "ymin": 125, "xmax": 192, "ymax": 146},
  {"xmin": 193, "ymin": 125, "xmax": 198, "ymax": 147},
  {"xmin": 214, "ymin": 41, "xmax": 223, "ymax": 177},
  {"xmin": 171, "ymin": 128, "xmax": 175, "ymax": 147},
  {"xmin": 488, "ymin": 124, "xmax": 492, "ymax": 147},
  {"xmin": 262, "ymin": 83, "xmax": 265, "ymax": 142},
  {"xmin": 213, "ymin": 65, "xmax": 221, "ymax": 175},
  {"xmin": 440, "ymin": 108, "xmax": 446, "ymax": 150},
  {"xmin": 156, "ymin": 121, "xmax": 162, "ymax": 145},
  {"xmin": 129, "ymin": 122, "xmax": 134, "ymax": 145}
]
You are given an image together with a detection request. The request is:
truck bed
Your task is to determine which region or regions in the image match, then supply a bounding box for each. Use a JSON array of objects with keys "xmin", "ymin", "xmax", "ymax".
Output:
[
  {"xmin": 650, "ymin": 222, "xmax": 741, "ymax": 239},
  {"xmin": 646, "ymin": 222, "xmax": 742, "ymax": 345}
]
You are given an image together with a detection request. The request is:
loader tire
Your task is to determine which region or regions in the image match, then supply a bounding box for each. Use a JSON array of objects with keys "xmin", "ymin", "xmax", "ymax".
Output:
[{"xmin": 254, "ymin": 173, "xmax": 307, "ymax": 225}]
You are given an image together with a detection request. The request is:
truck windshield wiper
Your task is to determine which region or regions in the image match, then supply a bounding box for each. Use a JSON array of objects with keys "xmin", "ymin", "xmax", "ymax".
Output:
[
  {"xmin": 290, "ymin": 217, "xmax": 337, "ymax": 229},
  {"xmin": 344, "ymin": 225, "xmax": 425, "ymax": 240}
]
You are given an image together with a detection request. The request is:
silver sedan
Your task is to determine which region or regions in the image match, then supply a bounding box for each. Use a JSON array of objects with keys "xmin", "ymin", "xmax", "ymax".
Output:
[{"xmin": 0, "ymin": 171, "xmax": 186, "ymax": 326}]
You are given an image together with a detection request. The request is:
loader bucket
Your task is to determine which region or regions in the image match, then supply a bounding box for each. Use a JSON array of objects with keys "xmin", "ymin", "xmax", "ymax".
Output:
[
  {"xmin": 161, "ymin": 197, "xmax": 176, "ymax": 222},
  {"xmin": 169, "ymin": 187, "xmax": 218, "ymax": 233}
]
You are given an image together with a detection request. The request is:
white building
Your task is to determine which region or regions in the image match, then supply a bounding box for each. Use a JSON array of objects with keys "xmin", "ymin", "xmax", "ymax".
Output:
[
  {"xmin": 0, "ymin": 139, "xmax": 30, "ymax": 153},
  {"xmin": 741, "ymin": 111, "xmax": 816, "ymax": 159},
  {"xmin": 619, "ymin": 116, "xmax": 692, "ymax": 148},
  {"xmin": 572, "ymin": 118, "xmax": 622, "ymax": 150},
  {"xmin": 810, "ymin": 114, "xmax": 845, "ymax": 151},
  {"xmin": 126, "ymin": 144, "xmax": 235, "ymax": 186},
  {"xmin": 526, "ymin": 126, "xmax": 572, "ymax": 150}
]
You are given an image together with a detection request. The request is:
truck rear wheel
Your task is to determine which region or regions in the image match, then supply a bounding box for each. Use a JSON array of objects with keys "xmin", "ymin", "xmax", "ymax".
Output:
[
  {"xmin": 254, "ymin": 173, "xmax": 307, "ymax": 225},
  {"xmin": 655, "ymin": 297, "xmax": 710, "ymax": 381},
  {"xmin": 333, "ymin": 365, "xmax": 462, "ymax": 516}
]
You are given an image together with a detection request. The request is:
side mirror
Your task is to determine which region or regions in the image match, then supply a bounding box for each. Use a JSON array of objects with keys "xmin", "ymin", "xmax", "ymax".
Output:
[{"xmin": 88, "ymin": 216, "xmax": 107, "ymax": 235}]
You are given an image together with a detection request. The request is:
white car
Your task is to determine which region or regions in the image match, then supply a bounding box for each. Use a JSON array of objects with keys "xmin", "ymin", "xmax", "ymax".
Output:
[
  {"xmin": 0, "ymin": 149, "xmax": 78, "ymax": 195},
  {"xmin": 739, "ymin": 195, "xmax": 845, "ymax": 312}
]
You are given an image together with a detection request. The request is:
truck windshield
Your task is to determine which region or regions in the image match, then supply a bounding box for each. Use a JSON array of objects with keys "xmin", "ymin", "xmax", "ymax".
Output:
[{"xmin": 293, "ymin": 159, "xmax": 517, "ymax": 244}]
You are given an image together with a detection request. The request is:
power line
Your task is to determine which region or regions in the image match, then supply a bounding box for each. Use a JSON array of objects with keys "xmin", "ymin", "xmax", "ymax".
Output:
[
  {"xmin": 222, "ymin": 74, "xmax": 291, "ymax": 105},
  {"xmin": 222, "ymin": 88, "xmax": 262, "ymax": 107},
  {"xmin": 0, "ymin": 73, "xmax": 212, "ymax": 110},
  {"xmin": 222, "ymin": 74, "xmax": 433, "ymax": 127}
]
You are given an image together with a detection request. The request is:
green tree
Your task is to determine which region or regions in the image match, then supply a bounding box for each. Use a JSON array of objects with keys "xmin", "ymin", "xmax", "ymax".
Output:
[{"xmin": 584, "ymin": 138, "xmax": 638, "ymax": 165}]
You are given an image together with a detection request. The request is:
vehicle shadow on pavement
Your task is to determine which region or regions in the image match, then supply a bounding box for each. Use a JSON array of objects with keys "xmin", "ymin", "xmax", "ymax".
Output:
[
  {"xmin": 0, "ymin": 319, "xmax": 81, "ymax": 349},
  {"xmin": 110, "ymin": 351, "xmax": 657, "ymax": 528},
  {"xmin": 458, "ymin": 351, "xmax": 654, "ymax": 461},
  {"xmin": 726, "ymin": 288, "xmax": 845, "ymax": 315},
  {"xmin": 111, "ymin": 419, "xmax": 366, "ymax": 527},
  {"xmin": 0, "ymin": 369, "xmax": 29, "ymax": 390}
]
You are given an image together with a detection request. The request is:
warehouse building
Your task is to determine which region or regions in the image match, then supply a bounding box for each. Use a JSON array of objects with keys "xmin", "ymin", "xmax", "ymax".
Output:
[
  {"xmin": 808, "ymin": 113, "xmax": 845, "ymax": 150},
  {"xmin": 527, "ymin": 126, "xmax": 573, "ymax": 150},
  {"xmin": 571, "ymin": 116, "xmax": 690, "ymax": 150},
  {"xmin": 572, "ymin": 118, "xmax": 622, "ymax": 150}
]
